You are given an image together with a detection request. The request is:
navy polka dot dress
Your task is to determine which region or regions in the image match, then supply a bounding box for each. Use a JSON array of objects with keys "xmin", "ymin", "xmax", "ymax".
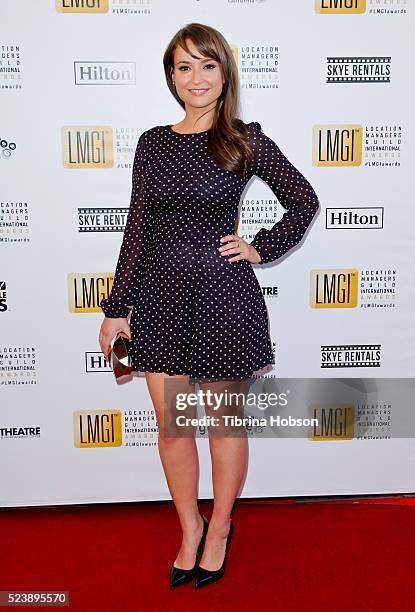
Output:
[{"xmin": 100, "ymin": 121, "xmax": 320, "ymax": 380}]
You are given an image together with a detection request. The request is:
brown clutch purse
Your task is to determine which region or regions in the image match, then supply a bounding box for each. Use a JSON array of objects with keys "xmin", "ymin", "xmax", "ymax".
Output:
[{"xmin": 109, "ymin": 334, "xmax": 132, "ymax": 379}]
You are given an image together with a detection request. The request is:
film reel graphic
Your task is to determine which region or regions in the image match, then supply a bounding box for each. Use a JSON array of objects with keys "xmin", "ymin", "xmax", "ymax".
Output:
[
  {"xmin": 327, "ymin": 56, "xmax": 391, "ymax": 83},
  {"xmin": 0, "ymin": 139, "xmax": 17, "ymax": 159},
  {"xmin": 77, "ymin": 207, "xmax": 129, "ymax": 232}
]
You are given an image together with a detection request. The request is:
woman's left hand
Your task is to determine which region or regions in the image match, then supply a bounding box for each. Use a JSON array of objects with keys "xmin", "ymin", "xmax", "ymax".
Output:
[{"xmin": 218, "ymin": 234, "xmax": 261, "ymax": 264}]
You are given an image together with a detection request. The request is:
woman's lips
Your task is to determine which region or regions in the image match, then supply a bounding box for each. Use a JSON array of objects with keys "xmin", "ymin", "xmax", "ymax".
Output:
[{"xmin": 189, "ymin": 89, "xmax": 210, "ymax": 96}]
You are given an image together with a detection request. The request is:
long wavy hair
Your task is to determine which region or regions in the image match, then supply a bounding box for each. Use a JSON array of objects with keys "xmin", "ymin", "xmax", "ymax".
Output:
[{"xmin": 163, "ymin": 23, "xmax": 254, "ymax": 177}]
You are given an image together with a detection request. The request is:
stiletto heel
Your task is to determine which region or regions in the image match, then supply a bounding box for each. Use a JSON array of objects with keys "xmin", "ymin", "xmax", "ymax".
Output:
[
  {"xmin": 169, "ymin": 513, "xmax": 209, "ymax": 588},
  {"xmin": 194, "ymin": 519, "xmax": 234, "ymax": 588}
]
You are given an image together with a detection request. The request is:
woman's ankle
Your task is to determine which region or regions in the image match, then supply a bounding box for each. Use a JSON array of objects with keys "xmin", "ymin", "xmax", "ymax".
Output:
[
  {"xmin": 181, "ymin": 512, "xmax": 203, "ymax": 537},
  {"xmin": 206, "ymin": 517, "xmax": 231, "ymax": 538}
]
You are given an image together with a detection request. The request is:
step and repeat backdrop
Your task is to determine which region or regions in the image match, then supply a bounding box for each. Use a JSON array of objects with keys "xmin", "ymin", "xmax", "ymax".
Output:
[{"xmin": 1, "ymin": 0, "xmax": 415, "ymax": 507}]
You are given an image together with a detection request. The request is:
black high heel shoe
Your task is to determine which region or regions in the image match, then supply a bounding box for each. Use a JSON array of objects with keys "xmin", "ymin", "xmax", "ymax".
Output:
[
  {"xmin": 169, "ymin": 513, "xmax": 209, "ymax": 588},
  {"xmin": 194, "ymin": 519, "xmax": 234, "ymax": 588}
]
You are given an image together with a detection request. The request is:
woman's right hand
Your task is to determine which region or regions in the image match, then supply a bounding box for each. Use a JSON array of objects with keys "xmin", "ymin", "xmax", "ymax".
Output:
[{"xmin": 99, "ymin": 316, "xmax": 131, "ymax": 361}]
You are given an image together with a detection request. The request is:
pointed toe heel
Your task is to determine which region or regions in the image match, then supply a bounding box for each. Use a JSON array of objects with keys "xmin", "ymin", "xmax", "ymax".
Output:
[
  {"xmin": 194, "ymin": 519, "xmax": 234, "ymax": 588},
  {"xmin": 169, "ymin": 563, "xmax": 196, "ymax": 589},
  {"xmin": 169, "ymin": 513, "xmax": 209, "ymax": 588}
]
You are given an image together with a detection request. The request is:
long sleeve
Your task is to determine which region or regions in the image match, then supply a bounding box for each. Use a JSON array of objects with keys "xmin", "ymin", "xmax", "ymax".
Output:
[
  {"xmin": 100, "ymin": 130, "xmax": 155, "ymax": 318},
  {"xmin": 247, "ymin": 121, "xmax": 320, "ymax": 264}
]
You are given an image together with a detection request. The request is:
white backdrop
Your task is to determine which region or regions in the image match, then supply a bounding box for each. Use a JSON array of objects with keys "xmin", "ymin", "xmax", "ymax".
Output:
[{"xmin": 1, "ymin": 0, "xmax": 415, "ymax": 507}]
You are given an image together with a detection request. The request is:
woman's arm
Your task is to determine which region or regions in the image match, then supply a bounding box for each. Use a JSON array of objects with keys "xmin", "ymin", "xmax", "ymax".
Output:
[
  {"xmin": 247, "ymin": 122, "xmax": 320, "ymax": 264},
  {"xmin": 100, "ymin": 130, "xmax": 155, "ymax": 318}
]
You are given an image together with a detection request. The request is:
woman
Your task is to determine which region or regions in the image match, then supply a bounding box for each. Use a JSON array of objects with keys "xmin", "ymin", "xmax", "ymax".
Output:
[{"xmin": 99, "ymin": 23, "xmax": 319, "ymax": 589}]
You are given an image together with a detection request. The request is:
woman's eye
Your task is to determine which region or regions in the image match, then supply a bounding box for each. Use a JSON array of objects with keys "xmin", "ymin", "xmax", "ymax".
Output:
[{"xmin": 177, "ymin": 64, "xmax": 217, "ymax": 71}]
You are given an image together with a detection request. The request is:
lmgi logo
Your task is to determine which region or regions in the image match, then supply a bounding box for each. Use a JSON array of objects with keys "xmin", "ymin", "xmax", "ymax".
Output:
[
  {"xmin": 230, "ymin": 45, "xmax": 238, "ymax": 69},
  {"xmin": 56, "ymin": 0, "xmax": 108, "ymax": 13},
  {"xmin": 315, "ymin": 0, "xmax": 366, "ymax": 13},
  {"xmin": 313, "ymin": 125, "xmax": 362, "ymax": 166},
  {"xmin": 62, "ymin": 126, "xmax": 113, "ymax": 168},
  {"xmin": 310, "ymin": 269, "xmax": 358, "ymax": 308},
  {"xmin": 309, "ymin": 405, "xmax": 355, "ymax": 440},
  {"xmin": 74, "ymin": 410, "xmax": 122, "ymax": 448},
  {"xmin": 67, "ymin": 272, "xmax": 115, "ymax": 312}
]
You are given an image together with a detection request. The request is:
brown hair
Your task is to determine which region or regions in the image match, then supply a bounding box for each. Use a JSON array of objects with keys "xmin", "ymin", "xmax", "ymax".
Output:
[{"xmin": 163, "ymin": 23, "xmax": 254, "ymax": 177}]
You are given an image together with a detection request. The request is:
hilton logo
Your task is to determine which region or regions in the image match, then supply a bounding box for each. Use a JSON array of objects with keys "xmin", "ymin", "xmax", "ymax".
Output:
[
  {"xmin": 315, "ymin": 0, "xmax": 366, "ymax": 13},
  {"xmin": 310, "ymin": 269, "xmax": 358, "ymax": 308},
  {"xmin": 325, "ymin": 207, "xmax": 384, "ymax": 229},
  {"xmin": 74, "ymin": 410, "xmax": 122, "ymax": 447},
  {"xmin": 67, "ymin": 272, "xmax": 115, "ymax": 313},
  {"xmin": 56, "ymin": 0, "xmax": 109, "ymax": 12},
  {"xmin": 309, "ymin": 405, "xmax": 355, "ymax": 440},
  {"xmin": 313, "ymin": 125, "xmax": 362, "ymax": 166},
  {"xmin": 85, "ymin": 351, "xmax": 112, "ymax": 372},
  {"xmin": 74, "ymin": 62, "xmax": 136, "ymax": 85},
  {"xmin": 62, "ymin": 126, "xmax": 113, "ymax": 168}
]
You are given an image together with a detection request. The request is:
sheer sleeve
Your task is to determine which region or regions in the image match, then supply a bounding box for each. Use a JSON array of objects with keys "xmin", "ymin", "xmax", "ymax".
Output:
[
  {"xmin": 100, "ymin": 130, "xmax": 155, "ymax": 318},
  {"xmin": 247, "ymin": 121, "xmax": 320, "ymax": 264}
]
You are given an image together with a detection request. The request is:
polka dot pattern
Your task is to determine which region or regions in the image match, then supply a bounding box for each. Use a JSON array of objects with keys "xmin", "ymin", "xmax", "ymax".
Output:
[
  {"xmin": 247, "ymin": 122, "xmax": 320, "ymax": 264},
  {"xmin": 100, "ymin": 121, "xmax": 320, "ymax": 379}
]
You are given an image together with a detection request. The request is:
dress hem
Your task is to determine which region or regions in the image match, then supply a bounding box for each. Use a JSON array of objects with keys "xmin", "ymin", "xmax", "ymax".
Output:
[{"xmin": 128, "ymin": 357, "xmax": 275, "ymax": 380}]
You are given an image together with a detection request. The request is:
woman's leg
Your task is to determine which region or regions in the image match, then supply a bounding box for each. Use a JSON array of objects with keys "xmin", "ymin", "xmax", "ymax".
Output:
[
  {"xmin": 145, "ymin": 371, "xmax": 203, "ymax": 570},
  {"xmin": 197, "ymin": 377, "xmax": 251, "ymax": 570}
]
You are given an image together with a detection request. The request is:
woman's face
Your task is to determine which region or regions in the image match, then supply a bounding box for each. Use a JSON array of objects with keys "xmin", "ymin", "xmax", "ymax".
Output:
[{"xmin": 171, "ymin": 38, "xmax": 224, "ymax": 113}]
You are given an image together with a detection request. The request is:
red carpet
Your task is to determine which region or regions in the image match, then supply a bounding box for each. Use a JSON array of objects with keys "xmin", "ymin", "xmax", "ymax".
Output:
[{"xmin": 2, "ymin": 498, "xmax": 415, "ymax": 611}]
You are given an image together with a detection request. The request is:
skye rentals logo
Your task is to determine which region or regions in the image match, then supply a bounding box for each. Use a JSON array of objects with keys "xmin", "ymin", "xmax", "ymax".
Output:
[
  {"xmin": 56, "ymin": 0, "xmax": 108, "ymax": 13},
  {"xmin": 67, "ymin": 272, "xmax": 115, "ymax": 313},
  {"xmin": 315, "ymin": 0, "xmax": 366, "ymax": 13},
  {"xmin": 62, "ymin": 126, "xmax": 113, "ymax": 168},
  {"xmin": 313, "ymin": 125, "xmax": 362, "ymax": 166}
]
